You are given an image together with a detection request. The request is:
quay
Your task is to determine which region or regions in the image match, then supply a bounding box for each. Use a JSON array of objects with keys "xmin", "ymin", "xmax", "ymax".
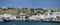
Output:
[{"xmin": 0, "ymin": 8, "xmax": 60, "ymax": 23}]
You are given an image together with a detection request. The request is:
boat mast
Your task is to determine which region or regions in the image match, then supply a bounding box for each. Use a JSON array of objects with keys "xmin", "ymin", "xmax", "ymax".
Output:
[{"xmin": 47, "ymin": 10, "xmax": 51, "ymax": 18}]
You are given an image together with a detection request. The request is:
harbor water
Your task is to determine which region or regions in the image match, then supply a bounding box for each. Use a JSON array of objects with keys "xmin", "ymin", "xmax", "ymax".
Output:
[{"xmin": 0, "ymin": 21, "xmax": 60, "ymax": 25}]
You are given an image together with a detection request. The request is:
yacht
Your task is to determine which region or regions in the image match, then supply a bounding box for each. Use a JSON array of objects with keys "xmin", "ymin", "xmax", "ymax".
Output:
[
  {"xmin": 0, "ymin": 10, "xmax": 60, "ymax": 23},
  {"xmin": 0, "ymin": 13, "xmax": 29, "ymax": 22},
  {"xmin": 28, "ymin": 10, "xmax": 60, "ymax": 23}
]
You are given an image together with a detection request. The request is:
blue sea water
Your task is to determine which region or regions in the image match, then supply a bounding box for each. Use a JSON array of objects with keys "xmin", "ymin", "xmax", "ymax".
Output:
[{"xmin": 0, "ymin": 21, "xmax": 60, "ymax": 25}]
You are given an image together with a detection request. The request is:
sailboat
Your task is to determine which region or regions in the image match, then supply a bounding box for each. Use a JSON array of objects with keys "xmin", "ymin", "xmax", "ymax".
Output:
[{"xmin": 28, "ymin": 10, "xmax": 60, "ymax": 23}]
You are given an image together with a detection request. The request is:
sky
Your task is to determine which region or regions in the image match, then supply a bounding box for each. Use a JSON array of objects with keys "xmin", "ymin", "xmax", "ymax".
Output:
[{"xmin": 0, "ymin": 0, "xmax": 60, "ymax": 8}]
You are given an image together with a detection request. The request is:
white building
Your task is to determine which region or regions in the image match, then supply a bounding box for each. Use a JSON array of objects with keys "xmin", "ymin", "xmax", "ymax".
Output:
[{"xmin": 0, "ymin": 14, "xmax": 16, "ymax": 20}]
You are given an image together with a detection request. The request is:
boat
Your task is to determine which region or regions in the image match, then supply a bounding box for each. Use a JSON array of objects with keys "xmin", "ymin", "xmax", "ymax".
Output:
[
  {"xmin": 1, "ymin": 10, "xmax": 60, "ymax": 23},
  {"xmin": 2, "ymin": 18, "xmax": 60, "ymax": 23}
]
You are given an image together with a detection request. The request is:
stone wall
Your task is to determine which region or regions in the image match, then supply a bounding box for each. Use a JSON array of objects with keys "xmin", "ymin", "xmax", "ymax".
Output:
[{"xmin": 0, "ymin": 9, "xmax": 18, "ymax": 15}]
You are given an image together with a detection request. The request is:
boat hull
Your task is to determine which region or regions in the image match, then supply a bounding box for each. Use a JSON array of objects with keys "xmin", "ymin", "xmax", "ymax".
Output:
[
  {"xmin": 38, "ymin": 20, "xmax": 60, "ymax": 23},
  {"xmin": 3, "ymin": 19, "xmax": 60, "ymax": 23}
]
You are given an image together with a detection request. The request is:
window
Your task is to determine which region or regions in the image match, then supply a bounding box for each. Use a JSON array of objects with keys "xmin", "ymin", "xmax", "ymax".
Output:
[{"xmin": 6, "ymin": 17, "xmax": 10, "ymax": 19}]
